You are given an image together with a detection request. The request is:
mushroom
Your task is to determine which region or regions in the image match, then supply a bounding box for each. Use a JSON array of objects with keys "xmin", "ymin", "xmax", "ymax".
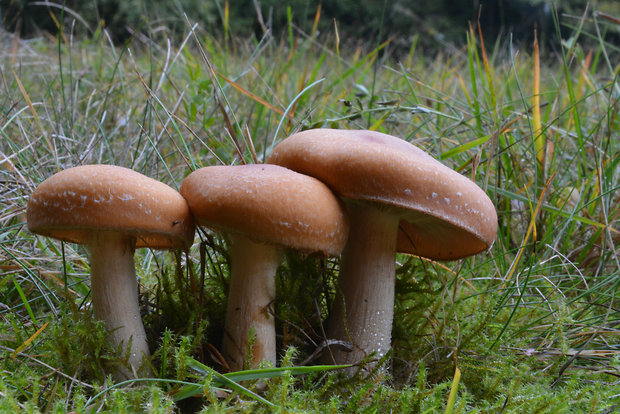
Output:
[
  {"xmin": 27, "ymin": 165, "xmax": 195, "ymax": 379},
  {"xmin": 267, "ymin": 129, "xmax": 497, "ymax": 372},
  {"xmin": 180, "ymin": 164, "xmax": 348, "ymax": 371}
]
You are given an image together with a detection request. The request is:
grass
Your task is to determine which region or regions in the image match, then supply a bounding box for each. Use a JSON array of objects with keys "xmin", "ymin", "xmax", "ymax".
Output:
[{"xmin": 0, "ymin": 5, "xmax": 619, "ymax": 412}]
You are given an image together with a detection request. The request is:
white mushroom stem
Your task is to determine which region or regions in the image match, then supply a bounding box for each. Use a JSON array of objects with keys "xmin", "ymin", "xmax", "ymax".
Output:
[
  {"xmin": 89, "ymin": 232, "xmax": 151, "ymax": 379},
  {"xmin": 222, "ymin": 234, "xmax": 278, "ymax": 371},
  {"xmin": 324, "ymin": 203, "xmax": 399, "ymax": 372}
]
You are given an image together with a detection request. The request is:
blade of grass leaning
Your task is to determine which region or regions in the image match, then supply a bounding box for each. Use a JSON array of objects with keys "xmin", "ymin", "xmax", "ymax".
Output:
[
  {"xmin": 444, "ymin": 366, "xmax": 461, "ymax": 414},
  {"xmin": 181, "ymin": 357, "xmax": 276, "ymax": 406},
  {"xmin": 219, "ymin": 73, "xmax": 294, "ymax": 120},
  {"xmin": 170, "ymin": 382, "xmax": 231, "ymax": 402},
  {"xmin": 368, "ymin": 111, "xmax": 390, "ymax": 131},
  {"xmin": 223, "ymin": 364, "xmax": 352, "ymax": 382},
  {"xmin": 399, "ymin": 62, "xmax": 420, "ymax": 105},
  {"xmin": 11, "ymin": 321, "xmax": 49, "ymax": 359},
  {"xmin": 187, "ymin": 355, "xmax": 350, "ymax": 383},
  {"xmin": 11, "ymin": 276, "xmax": 39, "ymax": 327},
  {"xmin": 441, "ymin": 135, "xmax": 491, "ymax": 160},
  {"xmin": 532, "ymin": 31, "xmax": 545, "ymax": 172},
  {"xmin": 84, "ymin": 378, "xmax": 224, "ymax": 407},
  {"xmin": 191, "ymin": 373, "xmax": 275, "ymax": 407},
  {"xmin": 268, "ymin": 78, "xmax": 324, "ymax": 154},
  {"xmin": 177, "ymin": 357, "xmax": 351, "ymax": 404}
]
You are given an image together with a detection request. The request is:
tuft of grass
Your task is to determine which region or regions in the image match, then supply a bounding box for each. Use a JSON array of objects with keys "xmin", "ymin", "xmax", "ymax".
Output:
[{"xmin": 0, "ymin": 3, "xmax": 618, "ymax": 412}]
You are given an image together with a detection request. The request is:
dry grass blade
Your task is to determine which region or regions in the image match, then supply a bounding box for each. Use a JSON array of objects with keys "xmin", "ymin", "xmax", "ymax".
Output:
[{"xmin": 219, "ymin": 73, "xmax": 294, "ymax": 121}]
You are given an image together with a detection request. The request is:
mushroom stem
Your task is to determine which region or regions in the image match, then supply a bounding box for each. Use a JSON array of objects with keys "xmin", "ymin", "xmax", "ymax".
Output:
[
  {"xmin": 89, "ymin": 232, "xmax": 151, "ymax": 379},
  {"xmin": 223, "ymin": 234, "xmax": 279, "ymax": 371},
  {"xmin": 323, "ymin": 203, "xmax": 399, "ymax": 372}
]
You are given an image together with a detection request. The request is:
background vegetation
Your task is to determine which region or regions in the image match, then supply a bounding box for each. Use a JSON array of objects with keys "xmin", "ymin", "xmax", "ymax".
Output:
[
  {"xmin": 3, "ymin": 0, "xmax": 620, "ymax": 51},
  {"xmin": 0, "ymin": 0, "xmax": 619, "ymax": 412}
]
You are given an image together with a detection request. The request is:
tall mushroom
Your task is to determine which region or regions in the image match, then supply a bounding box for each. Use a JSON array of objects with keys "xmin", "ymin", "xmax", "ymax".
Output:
[
  {"xmin": 267, "ymin": 129, "xmax": 497, "ymax": 372},
  {"xmin": 180, "ymin": 164, "xmax": 348, "ymax": 371},
  {"xmin": 27, "ymin": 165, "xmax": 194, "ymax": 379}
]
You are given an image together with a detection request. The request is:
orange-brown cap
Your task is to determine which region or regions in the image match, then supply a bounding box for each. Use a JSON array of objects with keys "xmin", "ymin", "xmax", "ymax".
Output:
[
  {"xmin": 267, "ymin": 129, "xmax": 497, "ymax": 260},
  {"xmin": 179, "ymin": 164, "xmax": 349, "ymax": 256},
  {"xmin": 27, "ymin": 165, "xmax": 195, "ymax": 249}
]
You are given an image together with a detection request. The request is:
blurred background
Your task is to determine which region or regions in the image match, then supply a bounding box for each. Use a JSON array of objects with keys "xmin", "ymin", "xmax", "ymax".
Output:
[{"xmin": 1, "ymin": 0, "xmax": 619, "ymax": 53}]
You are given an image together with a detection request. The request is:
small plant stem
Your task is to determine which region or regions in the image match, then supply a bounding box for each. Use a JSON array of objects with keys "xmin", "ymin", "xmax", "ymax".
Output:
[
  {"xmin": 223, "ymin": 234, "xmax": 278, "ymax": 371},
  {"xmin": 324, "ymin": 203, "xmax": 398, "ymax": 373},
  {"xmin": 89, "ymin": 232, "xmax": 151, "ymax": 380}
]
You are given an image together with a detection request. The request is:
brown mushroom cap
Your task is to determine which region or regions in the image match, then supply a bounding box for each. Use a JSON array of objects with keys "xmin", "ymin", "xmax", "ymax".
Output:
[
  {"xmin": 267, "ymin": 129, "xmax": 497, "ymax": 260},
  {"xmin": 27, "ymin": 165, "xmax": 195, "ymax": 249},
  {"xmin": 179, "ymin": 164, "xmax": 348, "ymax": 256}
]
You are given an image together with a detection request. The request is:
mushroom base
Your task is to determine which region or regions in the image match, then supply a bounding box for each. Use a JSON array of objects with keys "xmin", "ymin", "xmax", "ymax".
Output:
[
  {"xmin": 222, "ymin": 234, "xmax": 279, "ymax": 371},
  {"xmin": 322, "ymin": 203, "xmax": 398, "ymax": 374},
  {"xmin": 89, "ymin": 232, "xmax": 152, "ymax": 380}
]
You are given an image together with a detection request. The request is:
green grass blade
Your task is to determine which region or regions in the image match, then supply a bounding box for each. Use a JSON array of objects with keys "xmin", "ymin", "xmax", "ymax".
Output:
[
  {"xmin": 444, "ymin": 366, "xmax": 461, "ymax": 414},
  {"xmin": 223, "ymin": 364, "xmax": 351, "ymax": 382},
  {"xmin": 268, "ymin": 78, "xmax": 325, "ymax": 154},
  {"xmin": 11, "ymin": 276, "xmax": 38, "ymax": 326},
  {"xmin": 185, "ymin": 357, "xmax": 276, "ymax": 406}
]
